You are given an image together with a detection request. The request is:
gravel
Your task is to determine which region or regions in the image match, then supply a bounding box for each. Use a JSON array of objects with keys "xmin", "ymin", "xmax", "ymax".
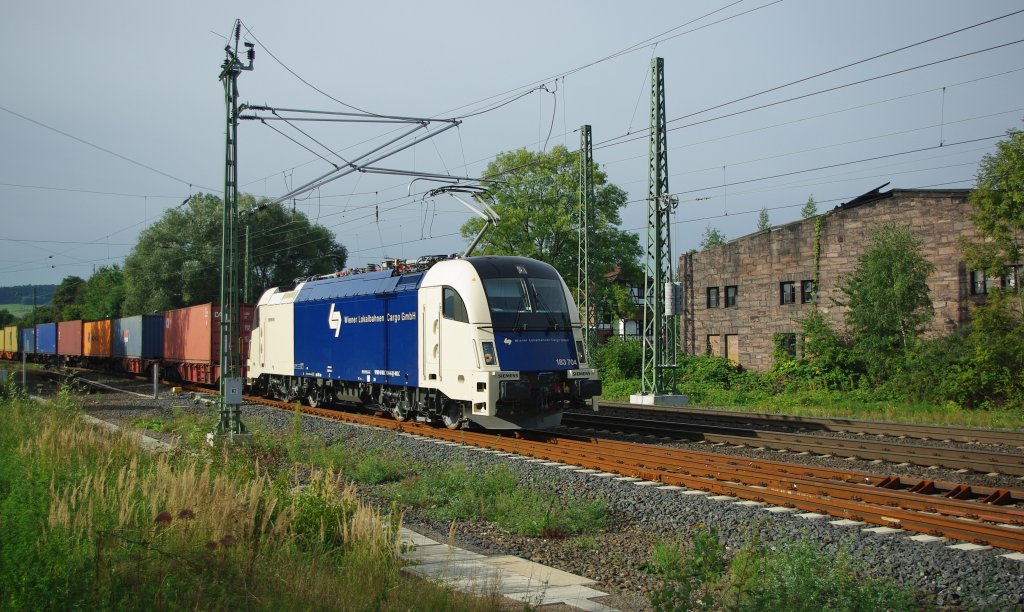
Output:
[{"xmin": 40, "ymin": 371, "xmax": 1024, "ymax": 610}]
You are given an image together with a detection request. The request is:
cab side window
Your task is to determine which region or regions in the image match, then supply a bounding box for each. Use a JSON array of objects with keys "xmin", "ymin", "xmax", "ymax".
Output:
[{"xmin": 443, "ymin": 287, "xmax": 469, "ymax": 322}]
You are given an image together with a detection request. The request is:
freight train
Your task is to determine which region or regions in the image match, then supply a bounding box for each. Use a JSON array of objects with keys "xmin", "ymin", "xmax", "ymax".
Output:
[{"xmin": 0, "ymin": 255, "xmax": 602, "ymax": 430}]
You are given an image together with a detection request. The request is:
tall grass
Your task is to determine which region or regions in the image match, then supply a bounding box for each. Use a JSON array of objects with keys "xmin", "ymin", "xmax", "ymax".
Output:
[{"xmin": 0, "ymin": 394, "xmax": 509, "ymax": 610}]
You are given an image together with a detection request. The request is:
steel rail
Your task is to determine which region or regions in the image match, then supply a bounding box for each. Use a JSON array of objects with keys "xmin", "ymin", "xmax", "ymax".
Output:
[
  {"xmin": 258, "ymin": 400, "xmax": 1024, "ymax": 551},
  {"xmin": 564, "ymin": 412, "xmax": 1024, "ymax": 476},
  {"xmin": 592, "ymin": 402, "xmax": 1024, "ymax": 447}
]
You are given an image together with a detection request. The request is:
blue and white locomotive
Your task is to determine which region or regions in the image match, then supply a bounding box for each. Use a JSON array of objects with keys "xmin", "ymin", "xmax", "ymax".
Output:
[{"xmin": 246, "ymin": 255, "xmax": 602, "ymax": 429}]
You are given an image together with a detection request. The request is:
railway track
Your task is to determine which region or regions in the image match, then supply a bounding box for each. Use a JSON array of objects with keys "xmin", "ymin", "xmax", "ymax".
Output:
[
  {"xmin": 562, "ymin": 412, "xmax": 1024, "ymax": 476},
  {"xmin": 250, "ymin": 396, "xmax": 1024, "ymax": 552},
  {"xmin": 48, "ymin": 370, "xmax": 1024, "ymax": 552},
  {"xmin": 592, "ymin": 401, "xmax": 1024, "ymax": 447}
]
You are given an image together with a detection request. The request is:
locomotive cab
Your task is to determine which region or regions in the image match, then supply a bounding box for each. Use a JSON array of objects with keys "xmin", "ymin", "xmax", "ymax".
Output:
[{"xmin": 419, "ymin": 256, "xmax": 602, "ymax": 429}]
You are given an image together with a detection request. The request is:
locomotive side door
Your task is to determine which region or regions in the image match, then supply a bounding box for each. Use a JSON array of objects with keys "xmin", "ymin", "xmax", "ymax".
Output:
[{"xmin": 420, "ymin": 285, "xmax": 441, "ymax": 383}]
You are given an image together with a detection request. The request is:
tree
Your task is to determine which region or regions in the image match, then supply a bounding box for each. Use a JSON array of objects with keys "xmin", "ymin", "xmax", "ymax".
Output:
[
  {"xmin": 963, "ymin": 128, "xmax": 1024, "ymax": 280},
  {"xmin": 839, "ymin": 224, "xmax": 934, "ymax": 376},
  {"xmin": 82, "ymin": 265, "xmax": 125, "ymax": 319},
  {"xmin": 801, "ymin": 195, "xmax": 817, "ymax": 219},
  {"xmin": 460, "ymin": 146, "xmax": 642, "ymax": 320},
  {"xmin": 0, "ymin": 309, "xmax": 13, "ymax": 327},
  {"xmin": 756, "ymin": 208, "xmax": 770, "ymax": 231},
  {"xmin": 51, "ymin": 275, "xmax": 86, "ymax": 321},
  {"xmin": 699, "ymin": 226, "xmax": 726, "ymax": 251},
  {"xmin": 122, "ymin": 193, "xmax": 347, "ymax": 314}
]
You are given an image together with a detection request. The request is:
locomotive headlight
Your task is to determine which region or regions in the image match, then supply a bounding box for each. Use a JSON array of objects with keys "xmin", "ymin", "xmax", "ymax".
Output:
[{"xmin": 481, "ymin": 342, "xmax": 498, "ymax": 367}]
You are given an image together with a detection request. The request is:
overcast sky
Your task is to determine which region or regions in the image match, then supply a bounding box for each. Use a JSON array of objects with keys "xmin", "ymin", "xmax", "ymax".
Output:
[{"xmin": 2, "ymin": 0, "xmax": 1022, "ymax": 289}]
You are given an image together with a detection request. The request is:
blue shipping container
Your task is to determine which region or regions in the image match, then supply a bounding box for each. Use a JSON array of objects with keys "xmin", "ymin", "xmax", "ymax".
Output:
[
  {"xmin": 292, "ymin": 271, "xmax": 421, "ymax": 387},
  {"xmin": 112, "ymin": 315, "xmax": 164, "ymax": 359},
  {"xmin": 35, "ymin": 322, "xmax": 57, "ymax": 355},
  {"xmin": 20, "ymin": 328, "xmax": 36, "ymax": 354}
]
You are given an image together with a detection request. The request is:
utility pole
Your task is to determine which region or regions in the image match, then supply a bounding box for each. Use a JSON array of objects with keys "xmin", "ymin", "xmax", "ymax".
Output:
[
  {"xmin": 215, "ymin": 20, "xmax": 254, "ymax": 442},
  {"xmin": 244, "ymin": 224, "xmax": 250, "ymax": 304},
  {"xmin": 637, "ymin": 57, "xmax": 681, "ymax": 403},
  {"xmin": 577, "ymin": 124, "xmax": 594, "ymax": 361}
]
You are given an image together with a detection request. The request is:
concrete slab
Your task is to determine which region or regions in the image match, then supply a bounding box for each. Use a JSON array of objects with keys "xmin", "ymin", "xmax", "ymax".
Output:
[
  {"xmin": 484, "ymin": 556, "xmax": 595, "ymax": 587},
  {"xmin": 541, "ymin": 462, "xmax": 565, "ymax": 466},
  {"xmin": 999, "ymin": 552, "xmax": 1024, "ymax": 561},
  {"xmin": 795, "ymin": 512, "xmax": 828, "ymax": 519},
  {"xmin": 681, "ymin": 490, "xmax": 710, "ymax": 496},
  {"xmin": 862, "ymin": 527, "xmax": 903, "ymax": 535},
  {"xmin": 559, "ymin": 465, "xmax": 582, "ymax": 470},
  {"xmin": 576, "ymin": 469, "xmax": 600, "ymax": 474},
  {"xmin": 946, "ymin": 543, "xmax": 992, "ymax": 551},
  {"xmin": 506, "ymin": 585, "xmax": 617, "ymax": 610},
  {"xmin": 591, "ymin": 473, "xmax": 618, "ymax": 478},
  {"xmin": 907, "ymin": 534, "xmax": 947, "ymax": 543},
  {"xmin": 399, "ymin": 527, "xmax": 615, "ymax": 610},
  {"xmin": 763, "ymin": 506, "xmax": 798, "ymax": 513},
  {"xmin": 734, "ymin": 500, "xmax": 766, "ymax": 507},
  {"xmin": 709, "ymin": 495, "xmax": 737, "ymax": 501},
  {"xmin": 656, "ymin": 485, "xmax": 684, "ymax": 490},
  {"xmin": 404, "ymin": 545, "xmax": 486, "ymax": 563},
  {"xmin": 614, "ymin": 477, "xmax": 641, "ymax": 482},
  {"xmin": 830, "ymin": 519, "xmax": 866, "ymax": 527},
  {"xmin": 633, "ymin": 481, "xmax": 660, "ymax": 486},
  {"xmin": 399, "ymin": 528, "xmax": 439, "ymax": 547}
]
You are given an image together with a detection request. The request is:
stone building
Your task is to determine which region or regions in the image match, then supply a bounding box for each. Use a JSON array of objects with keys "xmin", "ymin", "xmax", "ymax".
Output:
[{"xmin": 681, "ymin": 185, "xmax": 1021, "ymax": 372}]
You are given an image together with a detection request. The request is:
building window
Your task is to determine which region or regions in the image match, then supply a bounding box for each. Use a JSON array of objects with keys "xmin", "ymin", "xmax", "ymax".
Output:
[
  {"xmin": 970, "ymin": 270, "xmax": 987, "ymax": 295},
  {"xmin": 780, "ymin": 281, "xmax": 796, "ymax": 305},
  {"xmin": 707, "ymin": 287, "xmax": 720, "ymax": 308},
  {"xmin": 774, "ymin": 332, "xmax": 797, "ymax": 358},
  {"xmin": 801, "ymin": 280, "xmax": 815, "ymax": 304},
  {"xmin": 1008, "ymin": 265, "xmax": 1023, "ymax": 291},
  {"xmin": 630, "ymin": 286, "xmax": 644, "ymax": 305},
  {"xmin": 725, "ymin": 285, "xmax": 738, "ymax": 307}
]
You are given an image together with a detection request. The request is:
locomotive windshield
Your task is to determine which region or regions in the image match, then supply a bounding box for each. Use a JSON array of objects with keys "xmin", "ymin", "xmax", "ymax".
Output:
[{"xmin": 483, "ymin": 277, "xmax": 571, "ymax": 331}]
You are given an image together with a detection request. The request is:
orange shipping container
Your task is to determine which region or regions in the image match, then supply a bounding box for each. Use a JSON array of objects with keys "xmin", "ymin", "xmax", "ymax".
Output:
[
  {"xmin": 83, "ymin": 320, "xmax": 113, "ymax": 357},
  {"xmin": 164, "ymin": 304, "xmax": 254, "ymax": 363}
]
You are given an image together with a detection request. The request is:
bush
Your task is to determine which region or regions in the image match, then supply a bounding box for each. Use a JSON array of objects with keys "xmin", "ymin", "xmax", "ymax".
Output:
[{"xmin": 595, "ymin": 337, "xmax": 643, "ymax": 381}]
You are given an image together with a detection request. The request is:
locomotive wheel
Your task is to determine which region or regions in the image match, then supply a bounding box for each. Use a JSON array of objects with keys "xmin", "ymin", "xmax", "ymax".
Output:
[
  {"xmin": 439, "ymin": 402, "xmax": 462, "ymax": 430},
  {"xmin": 391, "ymin": 404, "xmax": 409, "ymax": 422}
]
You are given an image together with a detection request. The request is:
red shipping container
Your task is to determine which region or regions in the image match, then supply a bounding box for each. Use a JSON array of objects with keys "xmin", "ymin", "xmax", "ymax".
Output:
[
  {"xmin": 164, "ymin": 304, "xmax": 254, "ymax": 383},
  {"xmin": 57, "ymin": 320, "xmax": 83, "ymax": 357},
  {"xmin": 83, "ymin": 320, "xmax": 113, "ymax": 357}
]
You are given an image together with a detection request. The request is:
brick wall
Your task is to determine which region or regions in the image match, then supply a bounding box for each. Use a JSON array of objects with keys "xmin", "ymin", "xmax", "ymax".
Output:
[{"xmin": 684, "ymin": 189, "xmax": 987, "ymax": 372}]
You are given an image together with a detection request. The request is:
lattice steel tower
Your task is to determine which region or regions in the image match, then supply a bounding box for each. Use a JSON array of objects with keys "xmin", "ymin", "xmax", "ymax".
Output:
[
  {"xmin": 577, "ymin": 124, "xmax": 594, "ymax": 360},
  {"xmin": 217, "ymin": 21, "xmax": 253, "ymax": 438},
  {"xmin": 640, "ymin": 57, "xmax": 678, "ymax": 395}
]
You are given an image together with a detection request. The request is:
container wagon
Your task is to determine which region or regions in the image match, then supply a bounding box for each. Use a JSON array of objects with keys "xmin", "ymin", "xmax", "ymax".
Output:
[
  {"xmin": 111, "ymin": 315, "xmax": 164, "ymax": 374},
  {"xmin": 20, "ymin": 328, "xmax": 36, "ymax": 356},
  {"xmin": 83, "ymin": 320, "xmax": 113, "ymax": 359},
  {"xmin": 57, "ymin": 320, "xmax": 83, "ymax": 365},
  {"xmin": 164, "ymin": 303, "xmax": 253, "ymax": 385},
  {"xmin": 0, "ymin": 325, "xmax": 15, "ymax": 359},
  {"xmin": 35, "ymin": 322, "xmax": 57, "ymax": 364}
]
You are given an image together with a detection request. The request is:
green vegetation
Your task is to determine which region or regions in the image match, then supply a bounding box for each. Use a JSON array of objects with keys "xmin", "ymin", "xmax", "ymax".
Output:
[
  {"xmin": 123, "ymin": 193, "xmax": 348, "ymax": 314},
  {"xmin": 0, "ymin": 392, "xmax": 508, "ymax": 610},
  {"xmin": 646, "ymin": 529, "xmax": 919, "ymax": 611},
  {"xmin": 461, "ymin": 145, "xmax": 643, "ymax": 323},
  {"xmin": 699, "ymin": 226, "xmax": 727, "ymax": 250},
  {"xmin": 0, "ymin": 304, "xmax": 33, "ymax": 319},
  {"xmin": 385, "ymin": 463, "xmax": 608, "ymax": 538},
  {"xmin": 595, "ymin": 340, "xmax": 1024, "ymax": 430}
]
